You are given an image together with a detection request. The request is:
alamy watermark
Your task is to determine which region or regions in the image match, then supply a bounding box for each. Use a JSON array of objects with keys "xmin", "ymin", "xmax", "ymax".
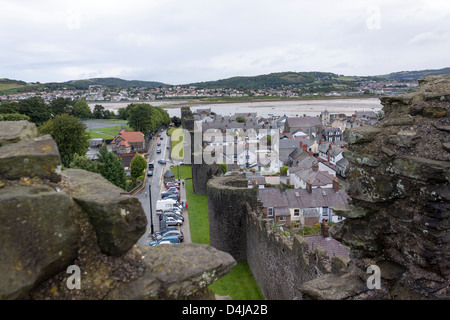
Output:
[
  {"xmin": 66, "ymin": 265, "xmax": 81, "ymax": 290},
  {"xmin": 366, "ymin": 5, "xmax": 381, "ymax": 30},
  {"xmin": 366, "ymin": 265, "xmax": 381, "ymax": 290}
]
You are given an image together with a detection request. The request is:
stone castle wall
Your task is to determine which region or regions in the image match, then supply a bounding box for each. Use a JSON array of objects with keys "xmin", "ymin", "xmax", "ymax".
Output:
[
  {"xmin": 205, "ymin": 74, "xmax": 449, "ymax": 300},
  {"xmin": 301, "ymin": 74, "xmax": 450, "ymax": 300},
  {"xmin": 207, "ymin": 174, "xmax": 337, "ymax": 299},
  {"xmin": 0, "ymin": 120, "xmax": 235, "ymax": 300}
]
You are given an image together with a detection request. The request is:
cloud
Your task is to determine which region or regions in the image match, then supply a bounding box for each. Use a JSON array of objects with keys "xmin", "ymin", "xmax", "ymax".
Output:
[
  {"xmin": 0, "ymin": 0, "xmax": 449, "ymax": 83},
  {"xmin": 408, "ymin": 31, "xmax": 445, "ymax": 45}
]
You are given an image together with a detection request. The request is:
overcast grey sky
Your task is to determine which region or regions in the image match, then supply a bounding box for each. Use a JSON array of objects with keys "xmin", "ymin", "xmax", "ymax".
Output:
[{"xmin": 1, "ymin": 0, "xmax": 449, "ymax": 84}]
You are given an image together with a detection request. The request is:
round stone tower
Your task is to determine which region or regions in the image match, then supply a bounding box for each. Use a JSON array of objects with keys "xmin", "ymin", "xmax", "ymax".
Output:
[{"xmin": 207, "ymin": 174, "xmax": 257, "ymax": 261}]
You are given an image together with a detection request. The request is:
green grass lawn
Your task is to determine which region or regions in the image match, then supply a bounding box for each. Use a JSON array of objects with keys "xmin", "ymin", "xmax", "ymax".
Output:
[
  {"xmin": 87, "ymin": 124, "xmax": 131, "ymax": 140},
  {"xmin": 172, "ymin": 165, "xmax": 192, "ymax": 180},
  {"xmin": 179, "ymin": 167, "xmax": 264, "ymax": 300},
  {"xmin": 209, "ymin": 261, "xmax": 264, "ymax": 300}
]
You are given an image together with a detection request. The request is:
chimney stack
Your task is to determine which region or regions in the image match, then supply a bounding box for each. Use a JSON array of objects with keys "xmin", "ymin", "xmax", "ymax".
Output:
[
  {"xmin": 306, "ymin": 179, "xmax": 312, "ymax": 194},
  {"xmin": 280, "ymin": 181, "xmax": 286, "ymax": 192},
  {"xmin": 333, "ymin": 177, "xmax": 339, "ymax": 192},
  {"xmin": 312, "ymin": 162, "xmax": 319, "ymax": 171},
  {"xmin": 300, "ymin": 141, "xmax": 303, "ymax": 148}
]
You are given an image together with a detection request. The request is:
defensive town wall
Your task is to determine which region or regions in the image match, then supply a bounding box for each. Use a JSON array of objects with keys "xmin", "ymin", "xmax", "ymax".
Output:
[
  {"xmin": 205, "ymin": 74, "xmax": 450, "ymax": 300},
  {"xmin": 207, "ymin": 174, "xmax": 337, "ymax": 300}
]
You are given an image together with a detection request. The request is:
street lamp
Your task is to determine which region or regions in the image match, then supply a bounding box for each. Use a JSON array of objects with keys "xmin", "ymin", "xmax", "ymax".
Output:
[{"xmin": 148, "ymin": 185, "xmax": 154, "ymax": 234}]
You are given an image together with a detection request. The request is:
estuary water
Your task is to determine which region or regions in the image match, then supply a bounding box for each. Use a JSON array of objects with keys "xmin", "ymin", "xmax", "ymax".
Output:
[{"xmin": 89, "ymin": 97, "xmax": 382, "ymax": 118}]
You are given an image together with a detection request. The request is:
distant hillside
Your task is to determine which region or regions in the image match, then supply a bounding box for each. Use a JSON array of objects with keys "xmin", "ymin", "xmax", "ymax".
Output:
[
  {"xmin": 186, "ymin": 71, "xmax": 340, "ymax": 89},
  {"xmin": 0, "ymin": 78, "xmax": 43, "ymax": 95},
  {"xmin": 376, "ymin": 67, "xmax": 450, "ymax": 81},
  {"xmin": 60, "ymin": 77, "xmax": 167, "ymax": 89},
  {"xmin": 185, "ymin": 68, "xmax": 450, "ymax": 89},
  {"xmin": 0, "ymin": 77, "xmax": 167, "ymax": 95}
]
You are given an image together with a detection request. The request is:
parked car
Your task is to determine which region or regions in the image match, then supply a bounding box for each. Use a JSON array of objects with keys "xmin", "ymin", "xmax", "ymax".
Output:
[
  {"xmin": 166, "ymin": 187, "xmax": 179, "ymax": 194},
  {"xmin": 162, "ymin": 194, "xmax": 179, "ymax": 201},
  {"xmin": 161, "ymin": 191, "xmax": 177, "ymax": 198},
  {"xmin": 162, "ymin": 212, "xmax": 184, "ymax": 222},
  {"xmin": 158, "ymin": 159, "xmax": 166, "ymax": 165},
  {"xmin": 147, "ymin": 170, "xmax": 153, "ymax": 176},
  {"xmin": 154, "ymin": 230, "xmax": 184, "ymax": 242},
  {"xmin": 156, "ymin": 149, "xmax": 161, "ymax": 154},
  {"xmin": 152, "ymin": 226, "xmax": 178, "ymax": 239},
  {"xmin": 149, "ymin": 235, "xmax": 180, "ymax": 246},
  {"xmin": 166, "ymin": 184, "xmax": 180, "ymax": 190},
  {"xmin": 165, "ymin": 181, "xmax": 179, "ymax": 186},
  {"xmin": 157, "ymin": 142, "xmax": 161, "ymax": 146},
  {"xmin": 164, "ymin": 207, "xmax": 182, "ymax": 214},
  {"xmin": 163, "ymin": 216, "xmax": 183, "ymax": 226}
]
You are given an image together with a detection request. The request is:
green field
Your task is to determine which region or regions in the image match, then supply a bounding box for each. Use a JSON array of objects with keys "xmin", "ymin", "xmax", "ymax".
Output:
[
  {"xmin": 87, "ymin": 123, "xmax": 131, "ymax": 140},
  {"xmin": 175, "ymin": 165, "xmax": 263, "ymax": 300}
]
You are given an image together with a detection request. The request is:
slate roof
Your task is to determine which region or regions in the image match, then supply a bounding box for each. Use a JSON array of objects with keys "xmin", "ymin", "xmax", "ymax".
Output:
[
  {"xmin": 284, "ymin": 188, "xmax": 348, "ymax": 209},
  {"xmin": 287, "ymin": 116, "xmax": 322, "ymax": 128},
  {"xmin": 303, "ymin": 234, "xmax": 350, "ymax": 258},
  {"xmin": 257, "ymin": 188, "xmax": 288, "ymax": 208},
  {"xmin": 258, "ymin": 187, "xmax": 349, "ymax": 210},
  {"xmin": 294, "ymin": 168, "xmax": 335, "ymax": 187}
]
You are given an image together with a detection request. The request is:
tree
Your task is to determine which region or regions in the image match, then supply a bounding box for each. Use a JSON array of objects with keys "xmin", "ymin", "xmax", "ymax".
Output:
[
  {"xmin": 18, "ymin": 97, "xmax": 51, "ymax": 125},
  {"xmin": 49, "ymin": 97, "xmax": 74, "ymax": 116},
  {"xmin": 0, "ymin": 101, "xmax": 19, "ymax": 114},
  {"xmin": 93, "ymin": 105, "xmax": 105, "ymax": 119},
  {"xmin": 97, "ymin": 146, "xmax": 127, "ymax": 189},
  {"xmin": 69, "ymin": 153, "xmax": 100, "ymax": 173},
  {"xmin": 0, "ymin": 113, "xmax": 31, "ymax": 121},
  {"xmin": 236, "ymin": 116, "xmax": 245, "ymax": 123},
  {"xmin": 127, "ymin": 104, "xmax": 153, "ymax": 133},
  {"xmin": 280, "ymin": 165, "xmax": 288, "ymax": 176},
  {"xmin": 73, "ymin": 99, "xmax": 92, "ymax": 119},
  {"xmin": 127, "ymin": 103, "xmax": 171, "ymax": 134},
  {"xmin": 171, "ymin": 116, "xmax": 182, "ymax": 127},
  {"xmin": 130, "ymin": 154, "xmax": 147, "ymax": 182},
  {"xmin": 39, "ymin": 114, "xmax": 90, "ymax": 167}
]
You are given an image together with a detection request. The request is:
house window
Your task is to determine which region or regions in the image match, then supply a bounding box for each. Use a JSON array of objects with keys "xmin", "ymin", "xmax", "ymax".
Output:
[
  {"xmin": 267, "ymin": 207, "xmax": 274, "ymax": 217},
  {"xmin": 294, "ymin": 209, "xmax": 300, "ymax": 217},
  {"xmin": 322, "ymin": 207, "xmax": 329, "ymax": 216},
  {"xmin": 279, "ymin": 217, "xmax": 286, "ymax": 222}
]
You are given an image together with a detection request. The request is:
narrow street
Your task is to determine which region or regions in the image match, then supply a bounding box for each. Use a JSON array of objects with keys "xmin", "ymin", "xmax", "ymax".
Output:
[{"xmin": 134, "ymin": 128, "xmax": 191, "ymax": 245}]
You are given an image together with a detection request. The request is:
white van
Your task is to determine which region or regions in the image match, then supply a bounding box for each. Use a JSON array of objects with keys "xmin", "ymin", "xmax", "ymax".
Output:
[{"xmin": 156, "ymin": 199, "xmax": 182, "ymax": 212}]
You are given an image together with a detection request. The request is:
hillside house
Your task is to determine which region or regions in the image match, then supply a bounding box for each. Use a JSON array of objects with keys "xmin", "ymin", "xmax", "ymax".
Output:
[{"xmin": 110, "ymin": 130, "xmax": 145, "ymax": 155}]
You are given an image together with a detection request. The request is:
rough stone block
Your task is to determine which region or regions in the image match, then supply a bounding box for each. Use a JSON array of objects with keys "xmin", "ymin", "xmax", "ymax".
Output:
[
  {"xmin": 332, "ymin": 204, "xmax": 371, "ymax": 219},
  {"xmin": 105, "ymin": 243, "xmax": 236, "ymax": 299},
  {"xmin": 343, "ymin": 150, "xmax": 381, "ymax": 167},
  {"xmin": 387, "ymin": 130, "xmax": 421, "ymax": 148},
  {"xmin": 63, "ymin": 169, "xmax": 147, "ymax": 257},
  {"xmin": 0, "ymin": 120, "xmax": 37, "ymax": 147},
  {"xmin": 388, "ymin": 156, "xmax": 450, "ymax": 183},
  {"xmin": 299, "ymin": 273, "xmax": 368, "ymax": 300},
  {"xmin": 0, "ymin": 134, "xmax": 62, "ymax": 182},
  {"xmin": 344, "ymin": 126, "xmax": 381, "ymax": 145},
  {"xmin": 0, "ymin": 186, "xmax": 79, "ymax": 299}
]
